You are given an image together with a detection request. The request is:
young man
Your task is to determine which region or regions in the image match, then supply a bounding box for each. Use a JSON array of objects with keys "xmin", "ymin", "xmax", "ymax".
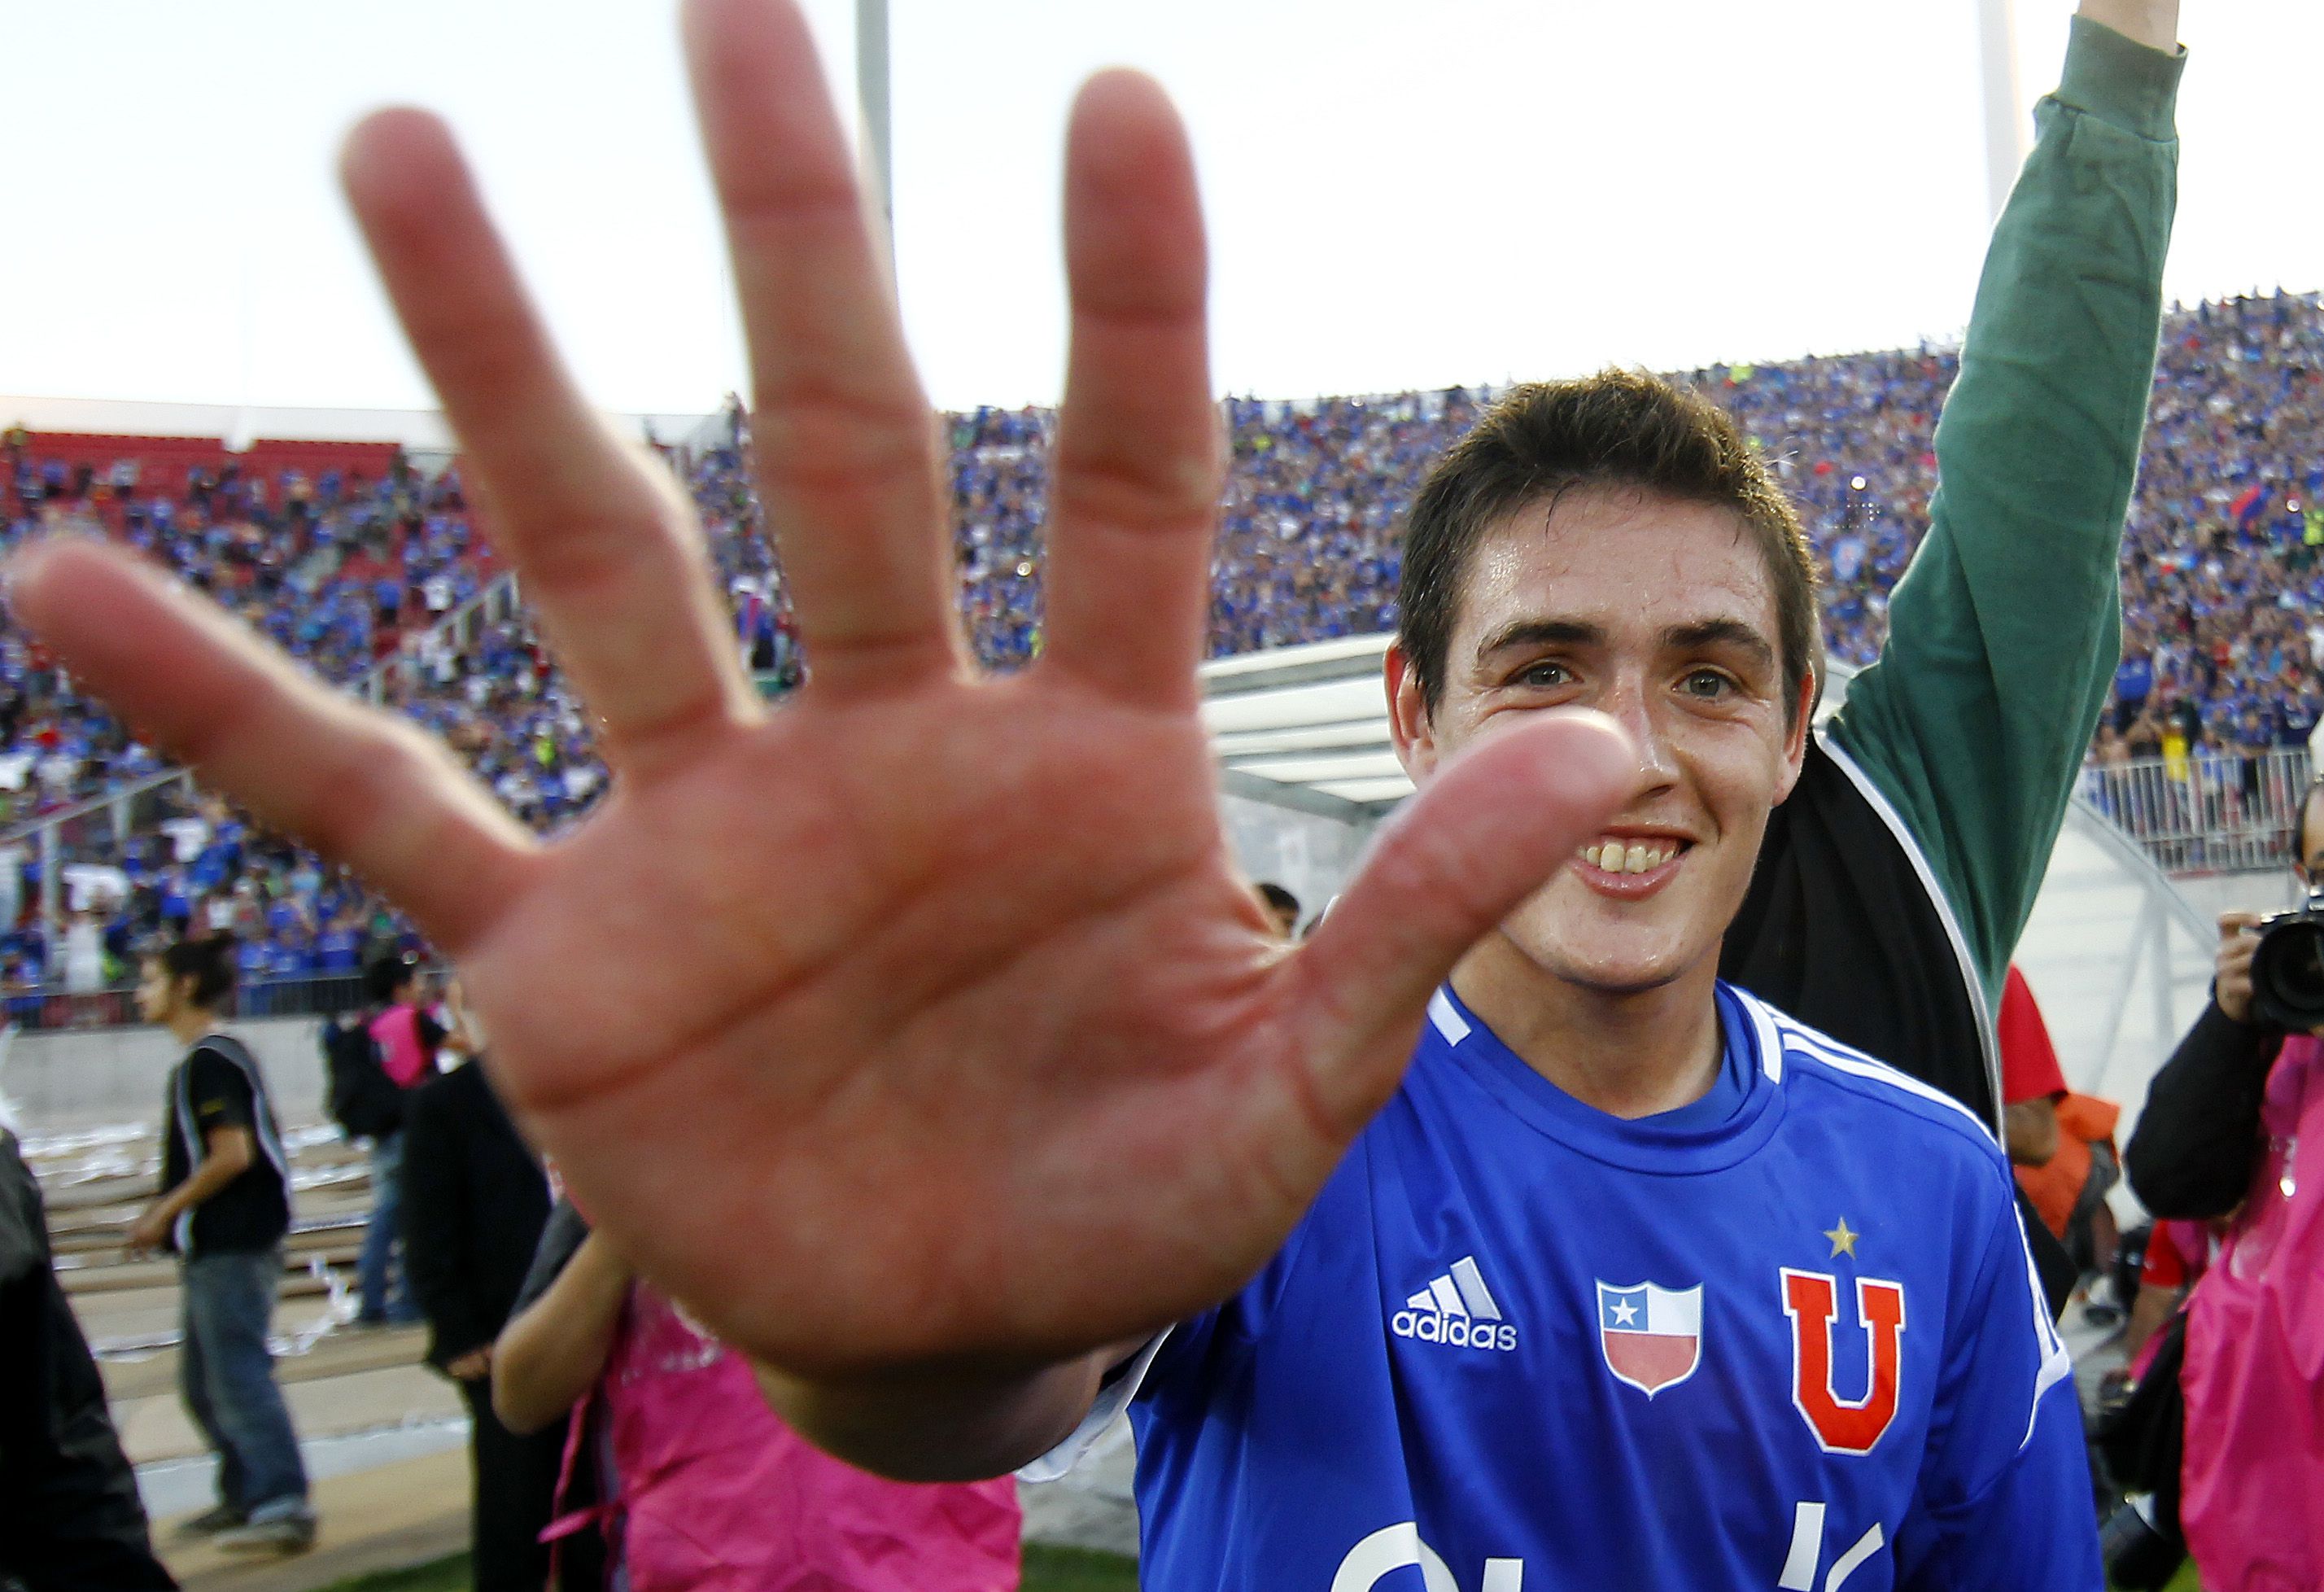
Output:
[
  {"xmin": 5, "ymin": 0, "xmax": 2175, "ymax": 1587},
  {"xmin": 1021, "ymin": 374, "xmax": 2093, "ymax": 1587},
  {"xmin": 126, "ymin": 936, "xmax": 314, "ymax": 1555}
]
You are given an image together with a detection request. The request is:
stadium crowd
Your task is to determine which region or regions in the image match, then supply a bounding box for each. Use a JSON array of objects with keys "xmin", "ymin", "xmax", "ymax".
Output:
[{"xmin": 4, "ymin": 287, "xmax": 2322, "ymax": 1000}]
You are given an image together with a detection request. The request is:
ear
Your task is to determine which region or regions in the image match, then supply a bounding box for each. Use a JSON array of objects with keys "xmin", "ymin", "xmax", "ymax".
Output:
[
  {"xmin": 1386, "ymin": 643, "xmax": 1439, "ymax": 786},
  {"xmin": 1771, "ymin": 667, "xmax": 1815, "ymax": 807}
]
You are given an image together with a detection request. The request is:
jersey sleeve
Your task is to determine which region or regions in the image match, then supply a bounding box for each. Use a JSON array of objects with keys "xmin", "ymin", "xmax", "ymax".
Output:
[
  {"xmin": 1830, "ymin": 18, "xmax": 2182, "ymax": 1002},
  {"xmin": 1891, "ymin": 1191, "xmax": 2101, "ymax": 1590},
  {"xmin": 186, "ymin": 1047, "xmax": 256, "ymax": 1136}
]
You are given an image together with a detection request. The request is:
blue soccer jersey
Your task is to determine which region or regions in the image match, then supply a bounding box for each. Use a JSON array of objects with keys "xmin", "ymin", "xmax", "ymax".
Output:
[{"xmin": 1081, "ymin": 982, "xmax": 2099, "ymax": 1590}]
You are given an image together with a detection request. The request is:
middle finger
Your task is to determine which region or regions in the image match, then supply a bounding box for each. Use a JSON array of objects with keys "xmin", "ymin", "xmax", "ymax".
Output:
[{"xmin": 685, "ymin": 0, "xmax": 959, "ymax": 699}]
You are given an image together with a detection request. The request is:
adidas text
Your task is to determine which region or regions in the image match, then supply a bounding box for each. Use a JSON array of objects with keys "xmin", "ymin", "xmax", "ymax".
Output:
[{"xmin": 1391, "ymin": 1311, "xmax": 1518, "ymax": 1351}]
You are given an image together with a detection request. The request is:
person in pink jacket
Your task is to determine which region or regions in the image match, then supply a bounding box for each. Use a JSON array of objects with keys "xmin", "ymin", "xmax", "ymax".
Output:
[
  {"xmin": 493, "ymin": 1200, "xmax": 1021, "ymax": 1592},
  {"xmin": 2125, "ymin": 783, "xmax": 2324, "ymax": 1592}
]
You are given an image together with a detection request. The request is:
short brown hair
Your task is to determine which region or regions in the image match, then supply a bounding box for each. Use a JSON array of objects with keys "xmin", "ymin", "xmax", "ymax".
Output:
[{"xmin": 1396, "ymin": 370, "xmax": 1820, "ymax": 721}]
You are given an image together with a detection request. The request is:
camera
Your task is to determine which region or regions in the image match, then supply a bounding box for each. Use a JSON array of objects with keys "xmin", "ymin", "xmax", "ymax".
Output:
[{"xmin": 2250, "ymin": 887, "xmax": 2324, "ymax": 1030}]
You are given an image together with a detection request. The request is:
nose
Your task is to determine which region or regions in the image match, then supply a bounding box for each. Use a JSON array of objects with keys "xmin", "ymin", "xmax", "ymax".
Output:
[{"xmin": 1597, "ymin": 676, "xmax": 1679, "ymax": 795}]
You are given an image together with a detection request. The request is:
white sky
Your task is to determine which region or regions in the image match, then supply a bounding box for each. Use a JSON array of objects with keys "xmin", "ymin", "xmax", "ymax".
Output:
[{"xmin": 2, "ymin": 1, "xmax": 2317, "ymax": 416}]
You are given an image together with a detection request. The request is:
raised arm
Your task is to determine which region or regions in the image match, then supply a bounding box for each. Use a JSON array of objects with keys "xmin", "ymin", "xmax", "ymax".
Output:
[
  {"xmin": 2125, "ymin": 913, "xmax": 2282, "ymax": 1217},
  {"xmin": 1833, "ymin": 3, "xmax": 2183, "ymax": 998}
]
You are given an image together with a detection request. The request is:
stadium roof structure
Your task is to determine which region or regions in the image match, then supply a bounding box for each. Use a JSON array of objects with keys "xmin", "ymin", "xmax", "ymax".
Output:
[
  {"xmin": 1200, "ymin": 636, "xmax": 1409, "ymax": 821},
  {"xmin": 0, "ymin": 396, "xmax": 719, "ymax": 456}
]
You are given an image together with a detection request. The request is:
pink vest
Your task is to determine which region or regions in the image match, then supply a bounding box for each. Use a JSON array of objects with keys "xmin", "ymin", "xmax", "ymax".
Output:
[
  {"xmin": 369, "ymin": 1004, "xmax": 430, "ymax": 1089},
  {"xmin": 565, "ymin": 1284, "xmax": 1020, "ymax": 1592},
  {"xmin": 2179, "ymin": 1034, "xmax": 2324, "ymax": 1592}
]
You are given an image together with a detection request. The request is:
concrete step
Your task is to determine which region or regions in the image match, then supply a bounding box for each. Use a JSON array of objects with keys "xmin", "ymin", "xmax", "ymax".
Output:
[
  {"xmin": 103, "ymin": 1323, "xmax": 430, "ymax": 1403},
  {"xmin": 59, "ymin": 1249, "xmax": 360, "ymax": 1294},
  {"xmin": 115, "ymin": 1358, "xmax": 463, "ymax": 1468}
]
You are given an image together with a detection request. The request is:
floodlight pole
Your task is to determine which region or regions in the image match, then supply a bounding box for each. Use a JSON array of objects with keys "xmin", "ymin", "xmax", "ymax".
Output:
[
  {"xmin": 1976, "ymin": 0, "xmax": 2026, "ymax": 225},
  {"xmin": 858, "ymin": 0, "xmax": 895, "ymax": 280}
]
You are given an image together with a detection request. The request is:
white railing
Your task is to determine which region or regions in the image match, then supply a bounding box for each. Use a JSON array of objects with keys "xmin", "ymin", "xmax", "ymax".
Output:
[
  {"xmin": 354, "ymin": 570, "xmax": 524, "ymax": 706},
  {"xmin": 2081, "ymin": 747, "xmax": 2313, "ymax": 875}
]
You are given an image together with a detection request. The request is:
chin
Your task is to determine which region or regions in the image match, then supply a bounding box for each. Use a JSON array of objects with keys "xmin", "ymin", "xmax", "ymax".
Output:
[
  {"xmin": 1565, "ymin": 964, "xmax": 1692, "ymax": 997},
  {"xmin": 1498, "ymin": 928, "xmax": 1697, "ymax": 996}
]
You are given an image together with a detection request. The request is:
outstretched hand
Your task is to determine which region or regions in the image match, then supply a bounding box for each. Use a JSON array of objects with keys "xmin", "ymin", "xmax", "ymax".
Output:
[{"xmin": 8, "ymin": 0, "xmax": 1632, "ymax": 1379}]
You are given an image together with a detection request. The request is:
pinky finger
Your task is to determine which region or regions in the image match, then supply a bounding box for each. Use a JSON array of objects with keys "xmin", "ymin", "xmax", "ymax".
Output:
[{"xmin": 7, "ymin": 536, "xmax": 539, "ymax": 953}]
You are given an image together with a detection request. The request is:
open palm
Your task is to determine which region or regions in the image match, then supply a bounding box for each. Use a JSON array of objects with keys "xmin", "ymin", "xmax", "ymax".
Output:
[{"xmin": 10, "ymin": 0, "xmax": 1630, "ymax": 1378}]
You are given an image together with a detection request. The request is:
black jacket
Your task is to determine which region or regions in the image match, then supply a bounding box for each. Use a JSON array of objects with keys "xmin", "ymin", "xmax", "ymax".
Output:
[
  {"xmin": 0, "ymin": 1131, "xmax": 176, "ymax": 1591},
  {"xmin": 2125, "ymin": 999, "xmax": 2281, "ymax": 1219},
  {"xmin": 1725, "ymin": 737, "xmax": 2000, "ymax": 1127},
  {"xmin": 400, "ymin": 1061, "xmax": 553, "ymax": 1373},
  {"xmin": 1723, "ymin": 737, "xmax": 2077, "ymax": 1309}
]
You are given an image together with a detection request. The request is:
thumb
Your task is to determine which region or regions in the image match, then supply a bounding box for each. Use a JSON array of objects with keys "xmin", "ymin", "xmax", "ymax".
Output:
[{"xmin": 1287, "ymin": 710, "xmax": 1634, "ymax": 1131}]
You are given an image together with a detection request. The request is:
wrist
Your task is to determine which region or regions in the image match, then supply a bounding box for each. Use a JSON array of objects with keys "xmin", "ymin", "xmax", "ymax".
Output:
[{"xmin": 2076, "ymin": 0, "xmax": 2178, "ymax": 55}]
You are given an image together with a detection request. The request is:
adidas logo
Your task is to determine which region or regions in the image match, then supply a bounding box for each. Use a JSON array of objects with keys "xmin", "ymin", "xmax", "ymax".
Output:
[{"xmin": 1391, "ymin": 1255, "xmax": 1519, "ymax": 1352}]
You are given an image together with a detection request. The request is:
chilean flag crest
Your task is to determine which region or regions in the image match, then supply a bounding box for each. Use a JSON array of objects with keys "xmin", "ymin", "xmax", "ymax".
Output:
[{"xmin": 1597, "ymin": 1280, "xmax": 1703, "ymax": 1397}]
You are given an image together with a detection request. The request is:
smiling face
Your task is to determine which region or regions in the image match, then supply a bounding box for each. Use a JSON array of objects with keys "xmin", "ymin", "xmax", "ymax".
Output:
[{"xmin": 1388, "ymin": 485, "xmax": 1811, "ymax": 995}]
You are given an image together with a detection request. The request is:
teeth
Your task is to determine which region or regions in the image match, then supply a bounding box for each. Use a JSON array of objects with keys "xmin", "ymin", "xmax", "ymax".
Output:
[{"xmin": 1577, "ymin": 840, "xmax": 1676, "ymax": 873}]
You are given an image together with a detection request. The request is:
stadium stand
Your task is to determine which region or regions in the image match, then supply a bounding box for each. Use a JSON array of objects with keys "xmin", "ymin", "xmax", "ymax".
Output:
[{"xmin": 4, "ymin": 288, "xmax": 2320, "ymax": 1017}]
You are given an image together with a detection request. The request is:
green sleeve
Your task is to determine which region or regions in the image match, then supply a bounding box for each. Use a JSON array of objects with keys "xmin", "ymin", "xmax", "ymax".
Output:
[{"xmin": 1828, "ymin": 16, "xmax": 2182, "ymax": 1005}]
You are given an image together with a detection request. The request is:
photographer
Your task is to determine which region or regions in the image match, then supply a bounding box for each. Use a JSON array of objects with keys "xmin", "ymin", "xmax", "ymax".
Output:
[{"xmin": 2124, "ymin": 782, "xmax": 2324, "ymax": 1590}]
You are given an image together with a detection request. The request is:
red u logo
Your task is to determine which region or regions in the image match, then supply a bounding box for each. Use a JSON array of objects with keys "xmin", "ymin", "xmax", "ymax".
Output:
[{"xmin": 1780, "ymin": 1269, "xmax": 1907, "ymax": 1455}]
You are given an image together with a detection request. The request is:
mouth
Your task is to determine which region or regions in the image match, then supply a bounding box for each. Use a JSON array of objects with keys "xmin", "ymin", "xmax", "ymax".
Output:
[{"xmin": 1570, "ymin": 833, "xmax": 1693, "ymax": 900}]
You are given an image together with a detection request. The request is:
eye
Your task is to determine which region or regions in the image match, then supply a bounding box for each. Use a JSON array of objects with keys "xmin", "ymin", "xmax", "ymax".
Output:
[
  {"xmin": 1513, "ymin": 659, "xmax": 1573, "ymax": 689},
  {"xmin": 1680, "ymin": 668, "xmax": 1735, "ymax": 700}
]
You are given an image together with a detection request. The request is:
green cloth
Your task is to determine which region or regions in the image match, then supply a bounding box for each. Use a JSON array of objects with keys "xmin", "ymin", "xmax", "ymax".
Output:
[{"xmin": 1829, "ymin": 15, "xmax": 2183, "ymax": 1008}]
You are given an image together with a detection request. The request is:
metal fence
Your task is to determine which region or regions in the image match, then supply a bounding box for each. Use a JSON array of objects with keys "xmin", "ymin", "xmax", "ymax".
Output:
[
  {"xmin": 353, "ymin": 571, "xmax": 524, "ymax": 708},
  {"xmin": 7, "ymin": 972, "xmax": 371, "ymax": 1033},
  {"xmin": 2081, "ymin": 747, "xmax": 2313, "ymax": 874}
]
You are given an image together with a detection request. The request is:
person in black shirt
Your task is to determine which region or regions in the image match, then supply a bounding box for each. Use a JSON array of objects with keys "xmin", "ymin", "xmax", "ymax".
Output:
[
  {"xmin": 0, "ymin": 1126, "xmax": 177, "ymax": 1591},
  {"xmin": 124, "ymin": 935, "xmax": 315, "ymax": 1556},
  {"xmin": 402, "ymin": 1033, "xmax": 599, "ymax": 1591}
]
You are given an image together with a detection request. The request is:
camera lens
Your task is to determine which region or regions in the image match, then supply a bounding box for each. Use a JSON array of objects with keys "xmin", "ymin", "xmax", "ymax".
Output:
[{"xmin": 2252, "ymin": 918, "xmax": 2324, "ymax": 1029}]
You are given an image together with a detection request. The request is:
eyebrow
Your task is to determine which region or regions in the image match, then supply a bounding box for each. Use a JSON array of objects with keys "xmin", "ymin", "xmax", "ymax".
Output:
[
  {"xmin": 1474, "ymin": 619, "xmax": 1602, "ymax": 664},
  {"xmin": 1473, "ymin": 616, "xmax": 1778, "ymax": 672}
]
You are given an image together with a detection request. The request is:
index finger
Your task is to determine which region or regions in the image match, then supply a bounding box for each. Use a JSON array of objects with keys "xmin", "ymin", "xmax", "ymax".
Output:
[{"xmin": 2220, "ymin": 911, "xmax": 2264, "ymax": 939}]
